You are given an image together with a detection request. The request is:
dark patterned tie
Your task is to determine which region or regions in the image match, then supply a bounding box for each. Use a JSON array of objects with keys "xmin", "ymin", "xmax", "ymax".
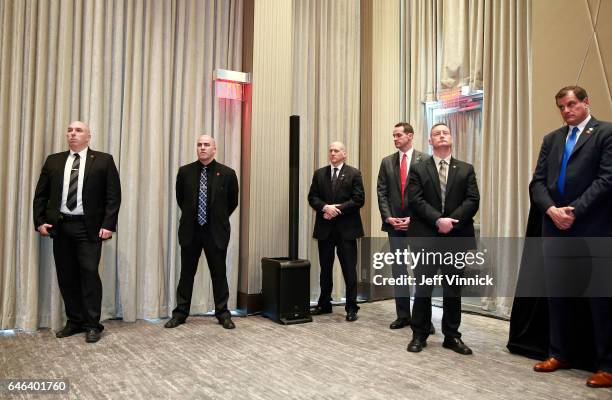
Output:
[
  {"xmin": 439, "ymin": 160, "xmax": 447, "ymax": 213},
  {"xmin": 66, "ymin": 153, "xmax": 80, "ymax": 211},
  {"xmin": 198, "ymin": 166, "xmax": 208, "ymax": 225},
  {"xmin": 331, "ymin": 167, "xmax": 339, "ymax": 193}
]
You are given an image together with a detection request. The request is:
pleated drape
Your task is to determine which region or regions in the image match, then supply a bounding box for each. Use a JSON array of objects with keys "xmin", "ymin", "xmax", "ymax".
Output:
[
  {"xmin": 0, "ymin": 0, "xmax": 243, "ymax": 331},
  {"xmin": 292, "ymin": 0, "xmax": 361, "ymax": 303}
]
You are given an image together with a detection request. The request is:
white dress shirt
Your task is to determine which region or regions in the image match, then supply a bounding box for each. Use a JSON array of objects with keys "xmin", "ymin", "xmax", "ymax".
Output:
[
  {"xmin": 398, "ymin": 148, "xmax": 414, "ymax": 175},
  {"xmin": 60, "ymin": 148, "xmax": 88, "ymax": 215},
  {"xmin": 567, "ymin": 114, "xmax": 591, "ymax": 143},
  {"xmin": 432, "ymin": 154, "xmax": 452, "ymax": 174},
  {"xmin": 330, "ymin": 163, "xmax": 344, "ymax": 180}
]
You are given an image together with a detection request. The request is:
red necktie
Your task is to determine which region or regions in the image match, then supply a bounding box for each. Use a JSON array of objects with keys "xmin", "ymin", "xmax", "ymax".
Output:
[{"xmin": 400, "ymin": 153, "xmax": 407, "ymax": 208}]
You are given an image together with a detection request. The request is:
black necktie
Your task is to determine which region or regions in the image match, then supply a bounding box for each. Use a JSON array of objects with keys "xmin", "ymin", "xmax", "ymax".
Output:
[
  {"xmin": 331, "ymin": 167, "xmax": 339, "ymax": 192},
  {"xmin": 66, "ymin": 154, "xmax": 80, "ymax": 211}
]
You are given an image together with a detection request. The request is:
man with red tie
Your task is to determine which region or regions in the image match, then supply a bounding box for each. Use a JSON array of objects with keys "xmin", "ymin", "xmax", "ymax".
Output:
[{"xmin": 377, "ymin": 122, "xmax": 432, "ymax": 331}]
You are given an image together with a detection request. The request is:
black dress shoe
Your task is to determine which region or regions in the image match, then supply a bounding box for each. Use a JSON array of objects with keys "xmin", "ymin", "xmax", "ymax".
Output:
[
  {"xmin": 220, "ymin": 318, "xmax": 236, "ymax": 329},
  {"xmin": 164, "ymin": 317, "xmax": 186, "ymax": 328},
  {"xmin": 85, "ymin": 329, "xmax": 101, "ymax": 343},
  {"xmin": 346, "ymin": 311, "xmax": 358, "ymax": 322},
  {"xmin": 55, "ymin": 325, "xmax": 85, "ymax": 338},
  {"xmin": 429, "ymin": 324, "xmax": 436, "ymax": 335},
  {"xmin": 407, "ymin": 337, "xmax": 427, "ymax": 353},
  {"xmin": 390, "ymin": 318, "xmax": 410, "ymax": 329},
  {"xmin": 310, "ymin": 306, "xmax": 332, "ymax": 315},
  {"xmin": 443, "ymin": 338, "xmax": 473, "ymax": 355}
]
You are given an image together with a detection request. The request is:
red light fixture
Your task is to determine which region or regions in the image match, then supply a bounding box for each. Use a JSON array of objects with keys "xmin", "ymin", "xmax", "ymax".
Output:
[{"xmin": 213, "ymin": 69, "xmax": 251, "ymax": 102}]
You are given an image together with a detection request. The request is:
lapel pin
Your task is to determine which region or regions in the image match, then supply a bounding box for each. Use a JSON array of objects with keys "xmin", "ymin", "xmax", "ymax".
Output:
[
  {"xmin": 586, "ymin": 128, "xmax": 593, "ymax": 134},
  {"xmin": 216, "ymin": 172, "xmax": 220, "ymax": 176}
]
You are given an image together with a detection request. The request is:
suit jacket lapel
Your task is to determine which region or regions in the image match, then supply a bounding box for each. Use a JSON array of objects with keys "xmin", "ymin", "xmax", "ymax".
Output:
[
  {"xmin": 209, "ymin": 162, "xmax": 219, "ymax": 206},
  {"xmin": 323, "ymin": 166, "xmax": 333, "ymax": 202},
  {"xmin": 410, "ymin": 151, "xmax": 424, "ymax": 167},
  {"xmin": 425, "ymin": 157, "xmax": 442, "ymax": 203},
  {"xmin": 57, "ymin": 151, "xmax": 70, "ymax": 203},
  {"xmin": 334, "ymin": 165, "xmax": 346, "ymax": 201},
  {"xmin": 569, "ymin": 118, "xmax": 598, "ymax": 160},
  {"xmin": 391, "ymin": 152, "xmax": 401, "ymax": 193},
  {"xmin": 408, "ymin": 151, "xmax": 422, "ymax": 189},
  {"xmin": 552, "ymin": 128, "xmax": 568, "ymax": 180},
  {"xmin": 192, "ymin": 161, "xmax": 202, "ymax": 209},
  {"xmin": 83, "ymin": 148, "xmax": 96, "ymax": 186}
]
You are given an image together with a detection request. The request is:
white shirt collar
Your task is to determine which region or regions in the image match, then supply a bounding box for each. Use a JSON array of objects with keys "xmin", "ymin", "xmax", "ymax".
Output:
[
  {"xmin": 70, "ymin": 147, "xmax": 89, "ymax": 158},
  {"xmin": 398, "ymin": 148, "xmax": 414, "ymax": 160},
  {"xmin": 330, "ymin": 163, "xmax": 344, "ymax": 173},
  {"xmin": 570, "ymin": 114, "xmax": 591, "ymax": 134},
  {"xmin": 432, "ymin": 153, "xmax": 451, "ymax": 167}
]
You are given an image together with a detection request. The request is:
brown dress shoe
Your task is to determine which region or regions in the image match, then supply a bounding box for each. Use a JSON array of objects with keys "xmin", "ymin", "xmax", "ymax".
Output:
[
  {"xmin": 586, "ymin": 371, "xmax": 612, "ymax": 388},
  {"xmin": 533, "ymin": 357, "xmax": 570, "ymax": 372}
]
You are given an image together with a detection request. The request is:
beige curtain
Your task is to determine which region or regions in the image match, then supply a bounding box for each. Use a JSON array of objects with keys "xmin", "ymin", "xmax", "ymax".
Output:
[
  {"xmin": 402, "ymin": 0, "xmax": 532, "ymax": 318},
  {"xmin": 479, "ymin": 0, "xmax": 532, "ymax": 316},
  {"xmin": 0, "ymin": 0, "xmax": 243, "ymax": 331},
  {"xmin": 439, "ymin": 0, "xmax": 484, "ymax": 90},
  {"xmin": 292, "ymin": 0, "xmax": 361, "ymax": 304},
  {"xmin": 403, "ymin": 0, "xmax": 440, "ymax": 150}
]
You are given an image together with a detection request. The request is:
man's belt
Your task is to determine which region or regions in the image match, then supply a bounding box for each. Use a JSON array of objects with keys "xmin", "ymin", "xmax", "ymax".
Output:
[{"xmin": 60, "ymin": 213, "xmax": 85, "ymax": 221}]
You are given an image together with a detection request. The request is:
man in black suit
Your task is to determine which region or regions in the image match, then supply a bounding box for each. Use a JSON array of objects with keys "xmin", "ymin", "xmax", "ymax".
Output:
[
  {"xmin": 377, "ymin": 122, "xmax": 431, "ymax": 330},
  {"xmin": 407, "ymin": 122, "xmax": 479, "ymax": 355},
  {"xmin": 530, "ymin": 86, "xmax": 612, "ymax": 388},
  {"xmin": 33, "ymin": 121, "xmax": 121, "ymax": 343},
  {"xmin": 308, "ymin": 142, "xmax": 365, "ymax": 321},
  {"xmin": 165, "ymin": 134, "xmax": 239, "ymax": 330}
]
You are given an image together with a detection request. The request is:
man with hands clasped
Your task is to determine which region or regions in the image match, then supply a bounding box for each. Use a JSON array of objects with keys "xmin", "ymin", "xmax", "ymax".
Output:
[
  {"xmin": 377, "ymin": 122, "xmax": 432, "ymax": 331},
  {"xmin": 308, "ymin": 142, "xmax": 365, "ymax": 321},
  {"xmin": 406, "ymin": 122, "xmax": 479, "ymax": 355}
]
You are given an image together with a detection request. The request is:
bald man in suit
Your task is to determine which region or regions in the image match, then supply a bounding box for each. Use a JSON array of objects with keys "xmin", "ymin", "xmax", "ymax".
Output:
[
  {"xmin": 165, "ymin": 135, "xmax": 239, "ymax": 330},
  {"xmin": 33, "ymin": 121, "xmax": 121, "ymax": 343},
  {"xmin": 308, "ymin": 141, "xmax": 365, "ymax": 321}
]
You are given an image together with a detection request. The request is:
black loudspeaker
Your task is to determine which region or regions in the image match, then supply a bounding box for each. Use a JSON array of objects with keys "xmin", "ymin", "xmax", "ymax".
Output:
[{"xmin": 262, "ymin": 257, "xmax": 312, "ymax": 324}]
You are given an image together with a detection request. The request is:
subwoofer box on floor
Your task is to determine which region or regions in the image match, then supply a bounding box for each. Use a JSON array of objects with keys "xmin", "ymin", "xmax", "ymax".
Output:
[{"xmin": 261, "ymin": 257, "xmax": 312, "ymax": 325}]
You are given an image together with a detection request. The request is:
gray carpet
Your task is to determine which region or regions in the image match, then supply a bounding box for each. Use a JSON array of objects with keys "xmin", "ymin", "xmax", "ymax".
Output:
[{"xmin": 1, "ymin": 300, "xmax": 610, "ymax": 400}]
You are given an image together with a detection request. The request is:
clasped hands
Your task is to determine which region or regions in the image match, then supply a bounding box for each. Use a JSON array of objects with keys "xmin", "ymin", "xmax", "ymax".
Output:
[
  {"xmin": 387, "ymin": 217, "xmax": 410, "ymax": 231},
  {"xmin": 436, "ymin": 217, "xmax": 459, "ymax": 234},
  {"xmin": 323, "ymin": 204, "xmax": 342, "ymax": 220},
  {"xmin": 546, "ymin": 206, "xmax": 575, "ymax": 230}
]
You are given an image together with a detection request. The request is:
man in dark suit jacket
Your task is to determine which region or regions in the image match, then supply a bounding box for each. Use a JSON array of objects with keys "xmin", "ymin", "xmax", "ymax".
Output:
[
  {"xmin": 529, "ymin": 86, "xmax": 612, "ymax": 388},
  {"xmin": 33, "ymin": 121, "xmax": 121, "ymax": 343},
  {"xmin": 165, "ymin": 135, "xmax": 239, "ymax": 330},
  {"xmin": 308, "ymin": 142, "xmax": 365, "ymax": 321},
  {"xmin": 377, "ymin": 122, "xmax": 431, "ymax": 330},
  {"xmin": 407, "ymin": 122, "xmax": 479, "ymax": 355}
]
